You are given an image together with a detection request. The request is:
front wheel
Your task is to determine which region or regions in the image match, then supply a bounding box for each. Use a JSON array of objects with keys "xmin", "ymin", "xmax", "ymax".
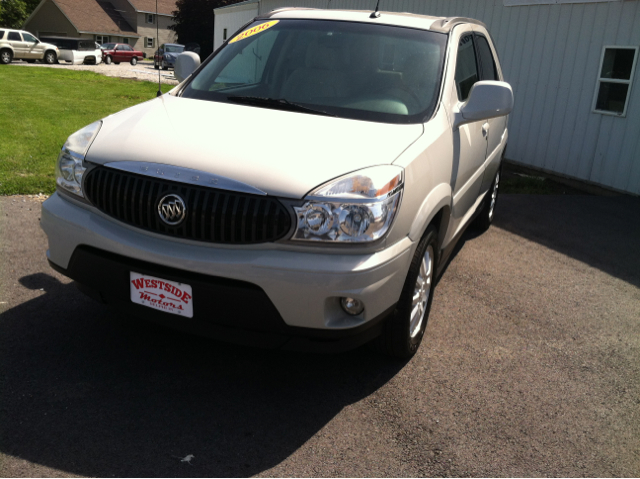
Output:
[
  {"xmin": 130, "ymin": 57, "xmax": 137, "ymax": 66},
  {"xmin": 44, "ymin": 51, "xmax": 57, "ymax": 64},
  {"xmin": 154, "ymin": 62, "xmax": 159, "ymax": 70},
  {"xmin": 370, "ymin": 226, "xmax": 438, "ymax": 359},
  {"xmin": 104, "ymin": 55, "xmax": 112, "ymax": 65},
  {"xmin": 473, "ymin": 166, "xmax": 501, "ymax": 231}
]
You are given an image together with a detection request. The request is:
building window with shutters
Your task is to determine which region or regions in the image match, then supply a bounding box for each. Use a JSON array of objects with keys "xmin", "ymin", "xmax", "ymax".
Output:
[
  {"xmin": 146, "ymin": 14, "xmax": 154, "ymax": 24},
  {"xmin": 592, "ymin": 46, "xmax": 638, "ymax": 117},
  {"xmin": 146, "ymin": 37, "xmax": 155, "ymax": 48}
]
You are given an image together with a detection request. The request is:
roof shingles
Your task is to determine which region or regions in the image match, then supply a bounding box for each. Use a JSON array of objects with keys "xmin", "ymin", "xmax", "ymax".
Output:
[
  {"xmin": 128, "ymin": 0, "xmax": 177, "ymax": 15},
  {"xmin": 53, "ymin": 0, "xmax": 138, "ymax": 35}
]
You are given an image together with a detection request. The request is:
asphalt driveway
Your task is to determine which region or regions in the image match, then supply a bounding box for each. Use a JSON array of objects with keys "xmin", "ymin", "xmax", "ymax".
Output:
[{"xmin": 0, "ymin": 194, "xmax": 638, "ymax": 477}]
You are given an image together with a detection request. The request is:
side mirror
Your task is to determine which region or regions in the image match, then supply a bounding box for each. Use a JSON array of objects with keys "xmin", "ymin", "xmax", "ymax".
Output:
[
  {"xmin": 175, "ymin": 52, "xmax": 201, "ymax": 83},
  {"xmin": 455, "ymin": 81, "xmax": 514, "ymax": 128}
]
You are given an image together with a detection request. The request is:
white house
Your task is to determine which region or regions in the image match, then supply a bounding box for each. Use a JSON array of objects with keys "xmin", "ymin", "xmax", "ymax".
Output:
[{"xmin": 214, "ymin": 0, "xmax": 640, "ymax": 195}]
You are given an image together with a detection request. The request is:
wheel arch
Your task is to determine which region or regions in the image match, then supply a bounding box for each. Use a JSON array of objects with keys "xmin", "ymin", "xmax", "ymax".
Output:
[{"xmin": 407, "ymin": 182, "xmax": 452, "ymax": 250}]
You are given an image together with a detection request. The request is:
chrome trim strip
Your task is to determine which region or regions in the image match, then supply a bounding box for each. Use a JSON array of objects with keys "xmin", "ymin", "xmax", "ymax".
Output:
[{"xmin": 102, "ymin": 161, "xmax": 267, "ymax": 196}]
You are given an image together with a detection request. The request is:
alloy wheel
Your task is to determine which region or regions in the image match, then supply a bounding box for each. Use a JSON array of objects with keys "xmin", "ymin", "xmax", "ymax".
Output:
[
  {"xmin": 488, "ymin": 171, "xmax": 500, "ymax": 221},
  {"xmin": 410, "ymin": 244, "xmax": 434, "ymax": 338}
]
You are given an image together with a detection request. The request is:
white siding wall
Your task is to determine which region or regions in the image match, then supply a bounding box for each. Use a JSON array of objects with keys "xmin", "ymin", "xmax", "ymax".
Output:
[
  {"xmin": 216, "ymin": 0, "xmax": 640, "ymax": 194},
  {"xmin": 214, "ymin": 2, "xmax": 260, "ymax": 50}
]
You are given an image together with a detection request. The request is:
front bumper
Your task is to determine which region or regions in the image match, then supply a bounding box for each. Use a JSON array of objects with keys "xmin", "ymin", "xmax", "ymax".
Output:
[{"xmin": 41, "ymin": 193, "xmax": 414, "ymax": 347}]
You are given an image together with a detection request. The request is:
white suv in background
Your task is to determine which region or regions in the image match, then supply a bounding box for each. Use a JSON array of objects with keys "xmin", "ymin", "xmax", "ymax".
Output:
[
  {"xmin": 41, "ymin": 9, "xmax": 513, "ymax": 358},
  {"xmin": 0, "ymin": 29, "xmax": 59, "ymax": 64}
]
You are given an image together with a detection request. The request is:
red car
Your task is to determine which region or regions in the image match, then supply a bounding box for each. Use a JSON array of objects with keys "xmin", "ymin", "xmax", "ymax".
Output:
[{"xmin": 101, "ymin": 43, "xmax": 143, "ymax": 65}]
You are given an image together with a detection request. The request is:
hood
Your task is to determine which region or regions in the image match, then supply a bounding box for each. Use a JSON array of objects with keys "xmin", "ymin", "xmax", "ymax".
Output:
[
  {"xmin": 86, "ymin": 95, "xmax": 424, "ymax": 199},
  {"xmin": 164, "ymin": 52, "xmax": 179, "ymax": 60}
]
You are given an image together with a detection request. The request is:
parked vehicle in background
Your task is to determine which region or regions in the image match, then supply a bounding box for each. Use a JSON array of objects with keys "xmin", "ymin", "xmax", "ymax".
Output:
[
  {"xmin": 101, "ymin": 43, "xmax": 143, "ymax": 65},
  {"xmin": 40, "ymin": 37, "xmax": 102, "ymax": 65},
  {"xmin": 0, "ymin": 29, "xmax": 59, "ymax": 65},
  {"xmin": 42, "ymin": 10, "xmax": 513, "ymax": 358},
  {"xmin": 154, "ymin": 43, "xmax": 185, "ymax": 70}
]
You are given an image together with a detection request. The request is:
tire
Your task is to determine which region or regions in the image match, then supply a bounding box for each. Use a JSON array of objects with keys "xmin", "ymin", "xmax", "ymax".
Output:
[
  {"xmin": 473, "ymin": 164, "xmax": 502, "ymax": 231},
  {"xmin": 162, "ymin": 61, "xmax": 168, "ymax": 70},
  {"xmin": 370, "ymin": 226, "xmax": 438, "ymax": 359},
  {"xmin": 105, "ymin": 55, "xmax": 112, "ymax": 65},
  {"xmin": 130, "ymin": 57, "xmax": 137, "ymax": 66},
  {"xmin": 154, "ymin": 62, "xmax": 159, "ymax": 70},
  {"xmin": 1, "ymin": 49, "xmax": 14, "ymax": 65},
  {"xmin": 44, "ymin": 51, "xmax": 57, "ymax": 64}
]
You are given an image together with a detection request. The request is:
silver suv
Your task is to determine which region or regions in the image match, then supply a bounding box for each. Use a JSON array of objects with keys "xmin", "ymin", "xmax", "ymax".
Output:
[
  {"xmin": 41, "ymin": 9, "xmax": 513, "ymax": 358},
  {"xmin": 0, "ymin": 29, "xmax": 59, "ymax": 64}
]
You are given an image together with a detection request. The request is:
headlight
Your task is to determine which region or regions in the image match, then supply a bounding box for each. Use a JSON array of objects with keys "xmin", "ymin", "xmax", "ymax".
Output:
[
  {"xmin": 292, "ymin": 165, "xmax": 404, "ymax": 243},
  {"xmin": 55, "ymin": 121, "xmax": 101, "ymax": 197}
]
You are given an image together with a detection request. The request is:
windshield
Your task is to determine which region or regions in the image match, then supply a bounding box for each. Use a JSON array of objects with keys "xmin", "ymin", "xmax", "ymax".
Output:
[
  {"xmin": 165, "ymin": 44, "xmax": 184, "ymax": 53},
  {"xmin": 181, "ymin": 19, "xmax": 446, "ymax": 124},
  {"xmin": 101, "ymin": 43, "xmax": 115, "ymax": 50}
]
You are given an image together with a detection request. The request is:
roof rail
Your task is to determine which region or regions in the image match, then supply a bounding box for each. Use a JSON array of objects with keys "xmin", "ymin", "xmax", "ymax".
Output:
[
  {"xmin": 429, "ymin": 17, "xmax": 487, "ymax": 33},
  {"xmin": 256, "ymin": 7, "xmax": 314, "ymax": 20}
]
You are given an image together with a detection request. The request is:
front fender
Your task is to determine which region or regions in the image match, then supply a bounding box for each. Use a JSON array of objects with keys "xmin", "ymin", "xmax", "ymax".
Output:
[{"xmin": 408, "ymin": 182, "xmax": 452, "ymax": 243}]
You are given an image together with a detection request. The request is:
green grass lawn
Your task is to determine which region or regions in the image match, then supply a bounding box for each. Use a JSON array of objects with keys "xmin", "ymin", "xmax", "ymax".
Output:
[{"xmin": 0, "ymin": 67, "xmax": 173, "ymax": 195}]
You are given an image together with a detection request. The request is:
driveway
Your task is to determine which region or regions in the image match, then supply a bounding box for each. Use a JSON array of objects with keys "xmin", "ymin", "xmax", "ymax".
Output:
[
  {"xmin": 0, "ymin": 194, "xmax": 638, "ymax": 477},
  {"xmin": 9, "ymin": 60, "xmax": 179, "ymax": 85}
]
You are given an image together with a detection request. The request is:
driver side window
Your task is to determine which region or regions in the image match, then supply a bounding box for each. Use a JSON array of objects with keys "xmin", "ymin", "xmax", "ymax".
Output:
[
  {"xmin": 455, "ymin": 34, "xmax": 479, "ymax": 102},
  {"xmin": 23, "ymin": 33, "xmax": 37, "ymax": 42}
]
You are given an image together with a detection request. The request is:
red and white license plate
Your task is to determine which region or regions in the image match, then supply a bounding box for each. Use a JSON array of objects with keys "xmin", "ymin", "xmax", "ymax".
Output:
[{"xmin": 130, "ymin": 272, "xmax": 193, "ymax": 318}]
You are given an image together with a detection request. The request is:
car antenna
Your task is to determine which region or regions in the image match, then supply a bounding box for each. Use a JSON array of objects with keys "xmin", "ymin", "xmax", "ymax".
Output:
[
  {"xmin": 156, "ymin": 0, "xmax": 162, "ymax": 97},
  {"xmin": 370, "ymin": 0, "xmax": 381, "ymax": 18}
]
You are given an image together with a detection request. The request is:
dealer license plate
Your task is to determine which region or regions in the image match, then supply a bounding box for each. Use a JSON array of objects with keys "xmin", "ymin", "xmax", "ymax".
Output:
[{"xmin": 130, "ymin": 272, "xmax": 194, "ymax": 318}]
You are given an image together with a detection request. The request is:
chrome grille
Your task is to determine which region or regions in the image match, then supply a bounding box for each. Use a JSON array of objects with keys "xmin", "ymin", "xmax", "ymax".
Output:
[{"xmin": 83, "ymin": 166, "xmax": 292, "ymax": 244}]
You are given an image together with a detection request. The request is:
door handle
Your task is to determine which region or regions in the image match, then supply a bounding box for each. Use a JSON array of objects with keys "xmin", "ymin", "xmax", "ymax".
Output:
[{"xmin": 482, "ymin": 122, "xmax": 490, "ymax": 138}]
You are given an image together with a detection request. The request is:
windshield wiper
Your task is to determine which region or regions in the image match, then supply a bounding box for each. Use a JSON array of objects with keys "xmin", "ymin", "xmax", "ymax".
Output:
[{"xmin": 226, "ymin": 96, "xmax": 336, "ymax": 117}]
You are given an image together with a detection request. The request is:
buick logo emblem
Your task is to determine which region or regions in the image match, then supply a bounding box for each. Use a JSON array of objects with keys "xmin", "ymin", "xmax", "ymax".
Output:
[{"xmin": 158, "ymin": 194, "xmax": 187, "ymax": 226}]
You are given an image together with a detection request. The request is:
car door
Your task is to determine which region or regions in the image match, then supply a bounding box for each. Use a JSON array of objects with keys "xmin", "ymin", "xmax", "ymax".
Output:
[
  {"xmin": 22, "ymin": 32, "xmax": 42, "ymax": 59},
  {"xmin": 451, "ymin": 33, "xmax": 488, "ymax": 221},
  {"xmin": 113, "ymin": 45, "xmax": 125, "ymax": 62},
  {"xmin": 7, "ymin": 31, "xmax": 26, "ymax": 59},
  {"xmin": 124, "ymin": 45, "xmax": 135, "ymax": 61},
  {"xmin": 474, "ymin": 33, "xmax": 507, "ymax": 194}
]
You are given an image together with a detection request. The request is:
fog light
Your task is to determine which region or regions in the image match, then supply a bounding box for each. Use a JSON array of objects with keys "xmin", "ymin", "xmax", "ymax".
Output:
[{"xmin": 341, "ymin": 297, "xmax": 364, "ymax": 316}]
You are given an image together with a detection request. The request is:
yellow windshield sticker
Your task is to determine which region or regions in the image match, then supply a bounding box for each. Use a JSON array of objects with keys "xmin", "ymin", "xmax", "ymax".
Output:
[{"xmin": 229, "ymin": 20, "xmax": 279, "ymax": 44}]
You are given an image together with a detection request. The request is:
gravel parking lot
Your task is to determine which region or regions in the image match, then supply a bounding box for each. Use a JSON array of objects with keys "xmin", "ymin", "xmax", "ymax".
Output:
[
  {"xmin": 0, "ymin": 194, "xmax": 639, "ymax": 477},
  {"xmin": 10, "ymin": 59, "xmax": 180, "ymax": 85}
]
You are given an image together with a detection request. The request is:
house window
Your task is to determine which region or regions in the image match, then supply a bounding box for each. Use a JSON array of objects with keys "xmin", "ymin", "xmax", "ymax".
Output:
[
  {"xmin": 123, "ymin": 37, "xmax": 129, "ymax": 44},
  {"xmin": 223, "ymin": 28, "xmax": 227, "ymax": 41},
  {"xmin": 96, "ymin": 35, "xmax": 109, "ymax": 44},
  {"xmin": 146, "ymin": 37, "xmax": 155, "ymax": 48},
  {"xmin": 146, "ymin": 14, "xmax": 154, "ymax": 24},
  {"xmin": 592, "ymin": 46, "xmax": 638, "ymax": 117}
]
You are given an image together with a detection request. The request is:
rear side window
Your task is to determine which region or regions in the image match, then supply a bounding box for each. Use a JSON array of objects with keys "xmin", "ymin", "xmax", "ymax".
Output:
[
  {"xmin": 475, "ymin": 36, "xmax": 498, "ymax": 81},
  {"xmin": 8, "ymin": 32, "xmax": 22, "ymax": 41},
  {"xmin": 455, "ymin": 34, "xmax": 479, "ymax": 101}
]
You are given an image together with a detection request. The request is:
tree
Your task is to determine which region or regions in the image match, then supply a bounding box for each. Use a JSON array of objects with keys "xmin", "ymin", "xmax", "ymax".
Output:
[
  {"xmin": 170, "ymin": 0, "xmax": 243, "ymax": 60},
  {"xmin": 0, "ymin": 0, "xmax": 27, "ymax": 29}
]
